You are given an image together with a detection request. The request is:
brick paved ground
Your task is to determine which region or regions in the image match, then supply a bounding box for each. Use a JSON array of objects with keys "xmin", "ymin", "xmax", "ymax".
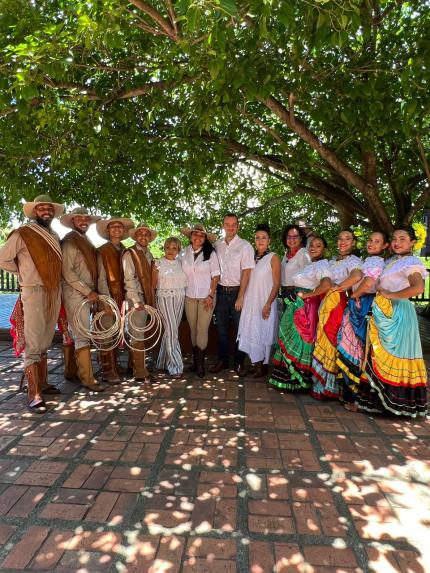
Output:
[{"xmin": 0, "ymin": 336, "xmax": 429, "ymax": 572}]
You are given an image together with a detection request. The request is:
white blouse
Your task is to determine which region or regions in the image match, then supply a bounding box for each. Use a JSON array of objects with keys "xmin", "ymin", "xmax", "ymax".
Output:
[
  {"xmin": 378, "ymin": 255, "xmax": 427, "ymax": 292},
  {"xmin": 179, "ymin": 246, "xmax": 220, "ymax": 299},
  {"xmin": 155, "ymin": 257, "xmax": 187, "ymax": 296},
  {"xmin": 329, "ymin": 254, "xmax": 362, "ymax": 285},
  {"xmin": 281, "ymin": 247, "xmax": 311, "ymax": 287},
  {"xmin": 293, "ymin": 259, "xmax": 331, "ymax": 290}
]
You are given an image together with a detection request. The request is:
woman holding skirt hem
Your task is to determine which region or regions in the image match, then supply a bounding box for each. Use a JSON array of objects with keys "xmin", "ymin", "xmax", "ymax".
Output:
[
  {"xmin": 269, "ymin": 236, "xmax": 331, "ymax": 391},
  {"xmin": 336, "ymin": 231, "xmax": 389, "ymax": 411},
  {"xmin": 357, "ymin": 227, "xmax": 428, "ymax": 418},
  {"xmin": 311, "ymin": 230, "xmax": 362, "ymax": 400}
]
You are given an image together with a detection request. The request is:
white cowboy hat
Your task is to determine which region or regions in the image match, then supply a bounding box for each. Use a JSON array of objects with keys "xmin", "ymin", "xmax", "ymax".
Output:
[
  {"xmin": 96, "ymin": 217, "xmax": 134, "ymax": 240},
  {"xmin": 129, "ymin": 222, "xmax": 158, "ymax": 242},
  {"xmin": 60, "ymin": 207, "xmax": 102, "ymax": 229},
  {"xmin": 181, "ymin": 223, "xmax": 217, "ymax": 243},
  {"xmin": 23, "ymin": 194, "xmax": 64, "ymax": 220}
]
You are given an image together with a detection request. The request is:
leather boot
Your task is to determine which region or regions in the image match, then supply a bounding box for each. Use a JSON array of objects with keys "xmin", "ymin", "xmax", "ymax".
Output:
[
  {"xmin": 253, "ymin": 361, "xmax": 267, "ymax": 379},
  {"xmin": 100, "ymin": 350, "xmax": 122, "ymax": 384},
  {"xmin": 63, "ymin": 345, "xmax": 79, "ymax": 380},
  {"xmin": 25, "ymin": 362, "xmax": 46, "ymax": 413},
  {"xmin": 132, "ymin": 340, "xmax": 150, "ymax": 382},
  {"xmin": 187, "ymin": 347, "xmax": 198, "ymax": 372},
  {"xmin": 196, "ymin": 348, "xmax": 206, "ymax": 378},
  {"xmin": 75, "ymin": 347, "xmax": 104, "ymax": 392},
  {"xmin": 40, "ymin": 353, "xmax": 61, "ymax": 394}
]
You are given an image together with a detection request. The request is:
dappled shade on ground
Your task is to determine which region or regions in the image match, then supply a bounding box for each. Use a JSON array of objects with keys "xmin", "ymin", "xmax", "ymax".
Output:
[{"xmin": 0, "ymin": 341, "xmax": 429, "ymax": 572}]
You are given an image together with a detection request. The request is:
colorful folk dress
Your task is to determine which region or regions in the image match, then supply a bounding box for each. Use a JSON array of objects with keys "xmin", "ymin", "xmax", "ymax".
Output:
[
  {"xmin": 269, "ymin": 259, "xmax": 331, "ymax": 391},
  {"xmin": 336, "ymin": 256, "xmax": 385, "ymax": 401},
  {"xmin": 310, "ymin": 254, "xmax": 362, "ymax": 399},
  {"xmin": 357, "ymin": 255, "xmax": 428, "ymax": 418}
]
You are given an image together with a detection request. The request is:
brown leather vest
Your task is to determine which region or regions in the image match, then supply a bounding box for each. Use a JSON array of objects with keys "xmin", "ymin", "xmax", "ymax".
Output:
[
  {"xmin": 62, "ymin": 230, "xmax": 98, "ymax": 288},
  {"xmin": 126, "ymin": 245, "xmax": 154, "ymax": 306},
  {"xmin": 18, "ymin": 225, "xmax": 62, "ymax": 318},
  {"xmin": 98, "ymin": 242, "xmax": 125, "ymax": 309}
]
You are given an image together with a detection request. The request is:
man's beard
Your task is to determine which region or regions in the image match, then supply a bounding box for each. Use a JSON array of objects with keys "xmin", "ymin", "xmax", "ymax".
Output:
[
  {"xmin": 36, "ymin": 216, "xmax": 52, "ymax": 228},
  {"xmin": 73, "ymin": 226, "xmax": 87, "ymax": 235}
]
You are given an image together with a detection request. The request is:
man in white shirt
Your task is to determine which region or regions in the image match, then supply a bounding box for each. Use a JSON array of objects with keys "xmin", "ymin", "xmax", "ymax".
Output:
[{"xmin": 210, "ymin": 213, "xmax": 255, "ymax": 376}]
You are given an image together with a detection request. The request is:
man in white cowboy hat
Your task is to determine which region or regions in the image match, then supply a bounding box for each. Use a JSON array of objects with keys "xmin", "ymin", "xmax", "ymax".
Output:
[
  {"xmin": 122, "ymin": 222, "xmax": 157, "ymax": 382},
  {"xmin": 96, "ymin": 216, "xmax": 134, "ymax": 383},
  {"xmin": 60, "ymin": 207, "xmax": 104, "ymax": 392},
  {"xmin": 0, "ymin": 194, "xmax": 64, "ymax": 412}
]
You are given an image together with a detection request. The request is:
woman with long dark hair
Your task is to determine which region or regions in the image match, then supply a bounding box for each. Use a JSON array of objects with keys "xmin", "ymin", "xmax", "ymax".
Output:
[
  {"xmin": 336, "ymin": 231, "xmax": 389, "ymax": 410},
  {"xmin": 269, "ymin": 236, "xmax": 331, "ymax": 391},
  {"xmin": 180, "ymin": 224, "xmax": 220, "ymax": 377},
  {"xmin": 357, "ymin": 227, "xmax": 427, "ymax": 417},
  {"xmin": 311, "ymin": 229, "xmax": 362, "ymax": 400},
  {"xmin": 237, "ymin": 224, "xmax": 281, "ymax": 377}
]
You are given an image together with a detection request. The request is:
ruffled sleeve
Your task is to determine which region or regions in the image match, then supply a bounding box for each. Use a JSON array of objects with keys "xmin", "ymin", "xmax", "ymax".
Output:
[
  {"xmin": 313, "ymin": 259, "xmax": 331, "ymax": 281},
  {"xmin": 346, "ymin": 254, "xmax": 362, "ymax": 273},
  {"xmin": 400, "ymin": 256, "xmax": 428, "ymax": 280},
  {"xmin": 362, "ymin": 256, "xmax": 385, "ymax": 280}
]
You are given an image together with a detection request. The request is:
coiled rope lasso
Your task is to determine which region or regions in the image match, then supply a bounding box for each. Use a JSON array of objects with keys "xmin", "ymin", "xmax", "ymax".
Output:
[
  {"xmin": 122, "ymin": 304, "xmax": 164, "ymax": 352},
  {"xmin": 73, "ymin": 296, "xmax": 164, "ymax": 352}
]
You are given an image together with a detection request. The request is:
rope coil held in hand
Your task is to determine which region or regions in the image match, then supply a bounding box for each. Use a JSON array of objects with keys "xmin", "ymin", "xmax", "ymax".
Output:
[
  {"xmin": 123, "ymin": 304, "xmax": 164, "ymax": 352},
  {"xmin": 73, "ymin": 295, "xmax": 163, "ymax": 352}
]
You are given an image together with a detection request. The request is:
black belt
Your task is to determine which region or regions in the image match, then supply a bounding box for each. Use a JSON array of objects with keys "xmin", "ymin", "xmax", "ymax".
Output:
[{"xmin": 217, "ymin": 285, "xmax": 240, "ymax": 292}]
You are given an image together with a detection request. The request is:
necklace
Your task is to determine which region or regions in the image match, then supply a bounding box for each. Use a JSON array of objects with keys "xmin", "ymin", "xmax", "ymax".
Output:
[{"xmin": 255, "ymin": 249, "xmax": 270, "ymax": 262}]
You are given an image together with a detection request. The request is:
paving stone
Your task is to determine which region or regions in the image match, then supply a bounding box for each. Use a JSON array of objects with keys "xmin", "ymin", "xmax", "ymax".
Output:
[{"xmin": 0, "ymin": 340, "xmax": 429, "ymax": 572}]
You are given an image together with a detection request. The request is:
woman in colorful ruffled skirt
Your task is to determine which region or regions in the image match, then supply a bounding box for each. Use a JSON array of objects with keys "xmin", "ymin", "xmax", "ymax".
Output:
[
  {"xmin": 358, "ymin": 227, "xmax": 428, "ymax": 418},
  {"xmin": 336, "ymin": 231, "xmax": 389, "ymax": 411},
  {"xmin": 269, "ymin": 236, "xmax": 331, "ymax": 391},
  {"xmin": 311, "ymin": 230, "xmax": 362, "ymax": 399}
]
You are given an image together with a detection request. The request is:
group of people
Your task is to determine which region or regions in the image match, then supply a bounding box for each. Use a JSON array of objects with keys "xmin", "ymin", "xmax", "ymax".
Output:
[
  {"xmin": 0, "ymin": 194, "xmax": 427, "ymax": 419},
  {"xmin": 268, "ymin": 226, "xmax": 428, "ymax": 419}
]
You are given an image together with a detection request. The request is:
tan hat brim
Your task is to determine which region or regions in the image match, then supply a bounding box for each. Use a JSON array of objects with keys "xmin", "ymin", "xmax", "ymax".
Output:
[
  {"xmin": 23, "ymin": 202, "xmax": 64, "ymax": 220},
  {"xmin": 181, "ymin": 227, "xmax": 217, "ymax": 243},
  {"xmin": 60, "ymin": 214, "xmax": 102, "ymax": 229},
  {"xmin": 96, "ymin": 218, "xmax": 134, "ymax": 240},
  {"xmin": 129, "ymin": 226, "xmax": 157, "ymax": 242}
]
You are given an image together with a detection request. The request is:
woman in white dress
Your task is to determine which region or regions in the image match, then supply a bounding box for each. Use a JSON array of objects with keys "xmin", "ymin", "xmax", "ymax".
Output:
[
  {"xmin": 237, "ymin": 224, "xmax": 281, "ymax": 378},
  {"xmin": 152, "ymin": 237, "xmax": 187, "ymax": 378}
]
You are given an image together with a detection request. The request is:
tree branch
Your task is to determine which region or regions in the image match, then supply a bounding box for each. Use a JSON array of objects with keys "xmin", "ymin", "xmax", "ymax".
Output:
[
  {"xmin": 129, "ymin": 0, "xmax": 178, "ymax": 40},
  {"xmin": 402, "ymin": 136, "xmax": 430, "ymax": 225},
  {"xmin": 260, "ymin": 94, "xmax": 393, "ymax": 230}
]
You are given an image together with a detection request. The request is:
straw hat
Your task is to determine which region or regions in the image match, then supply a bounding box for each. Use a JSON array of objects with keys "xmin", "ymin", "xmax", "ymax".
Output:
[
  {"xmin": 96, "ymin": 217, "xmax": 134, "ymax": 240},
  {"xmin": 23, "ymin": 194, "xmax": 64, "ymax": 220},
  {"xmin": 60, "ymin": 207, "xmax": 102, "ymax": 229},
  {"xmin": 181, "ymin": 224, "xmax": 217, "ymax": 243},
  {"xmin": 129, "ymin": 222, "xmax": 157, "ymax": 242}
]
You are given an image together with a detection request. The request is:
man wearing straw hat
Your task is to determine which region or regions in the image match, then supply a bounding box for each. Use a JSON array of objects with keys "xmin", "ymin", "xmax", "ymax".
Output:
[
  {"xmin": 96, "ymin": 216, "xmax": 134, "ymax": 383},
  {"xmin": 60, "ymin": 207, "xmax": 104, "ymax": 392},
  {"xmin": 122, "ymin": 221, "xmax": 157, "ymax": 382},
  {"xmin": 0, "ymin": 194, "xmax": 64, "ymax": 412}
]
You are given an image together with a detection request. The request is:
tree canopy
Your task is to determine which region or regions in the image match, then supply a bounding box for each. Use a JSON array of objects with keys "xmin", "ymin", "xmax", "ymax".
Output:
[{"xmin": 1, "ymin": 0, "xmax": 429, "ymax": 236}]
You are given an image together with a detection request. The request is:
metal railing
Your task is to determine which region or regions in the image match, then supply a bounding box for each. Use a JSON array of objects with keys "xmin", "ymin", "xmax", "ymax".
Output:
[{"xmin": 0, "ymin": 270, "xmax": 19, "ymax": 293}]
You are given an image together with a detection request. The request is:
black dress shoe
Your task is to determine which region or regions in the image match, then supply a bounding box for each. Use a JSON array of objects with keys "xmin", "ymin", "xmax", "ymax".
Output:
[
  {"xmin": 209, "ymin": 361, "xmax": 228, "ymax": 373},
  {"xmin": 234, "ymin": 363, "xmax": 247, "ymax": 377}
]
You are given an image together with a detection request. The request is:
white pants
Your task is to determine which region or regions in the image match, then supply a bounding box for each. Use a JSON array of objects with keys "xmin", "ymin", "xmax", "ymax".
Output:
[{"xmin": 156, "ymin": 292, "xmax": 185, "ymax": 375}]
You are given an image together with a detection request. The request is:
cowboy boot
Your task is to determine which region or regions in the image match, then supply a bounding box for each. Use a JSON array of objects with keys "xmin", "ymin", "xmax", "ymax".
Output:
[
  {"xmin": 39, "ymin": 353, "xmax": 61, "ymax": 395},
  {"xmin": 187, "ymin": 346, "xmax": 198, "ymax": 372},
  {"xmin": 253, "ymin": 361, "xmax": 268, "ymax": 379},
  {"xmin": 75, "ymin": 347, "xmax": 104, "ymax": 392},
  {"xmin": 25, "ymin": 362, "xmax": 46, "ymax": 413},
  {"xmin": 63, "ymin": 345, "xmax": 79, "ymax": 380},
  {"xmin": 196, "ymin": 348, "xmax": 206, "ymax": 378},
  {"xmin": 132, "ymin": 340, "xmax": 150, "ymax": 382},
  {"xmin": 100, "ymin": 350, "xmax": 122, "ymax": 385}
]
